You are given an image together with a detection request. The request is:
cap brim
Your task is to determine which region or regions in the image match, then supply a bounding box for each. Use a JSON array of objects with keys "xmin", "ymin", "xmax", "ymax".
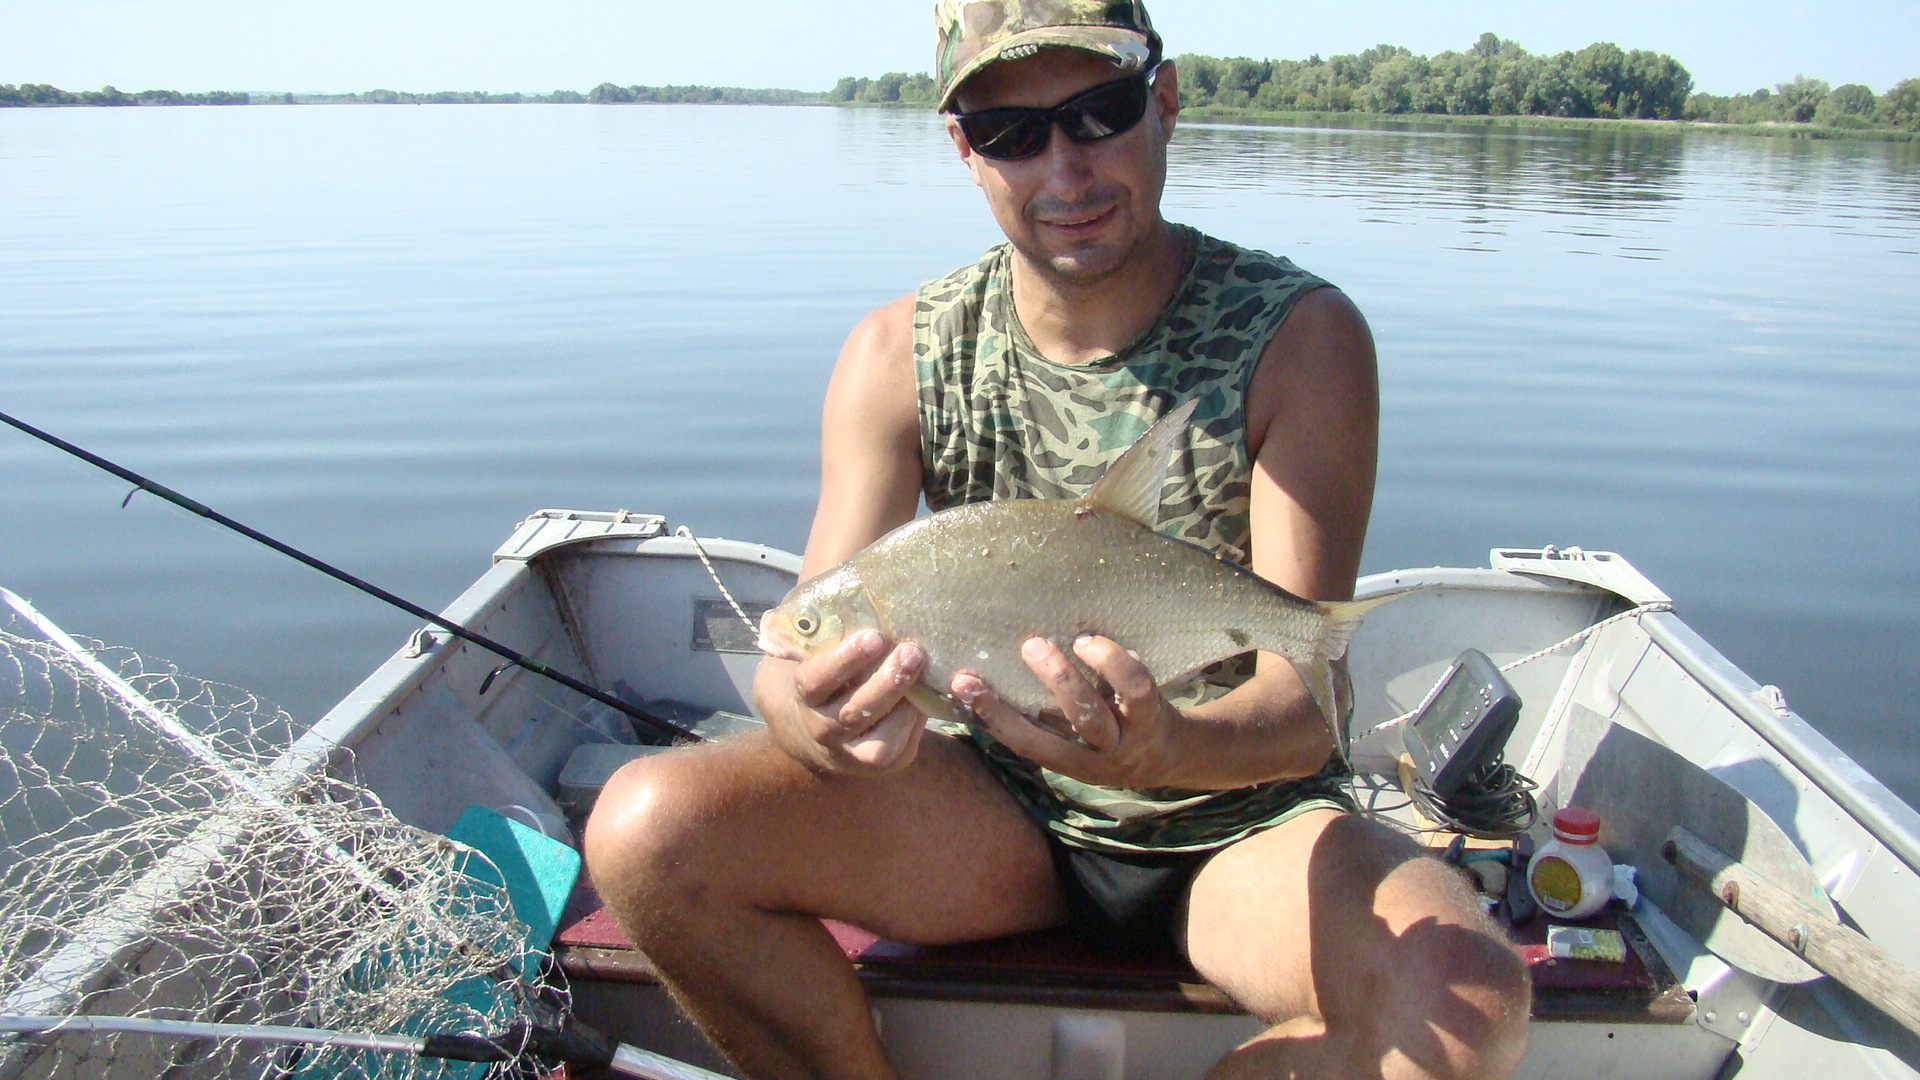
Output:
[{"xmin": 938, "ymin": 26, "xmax": 1154, "ymax": 112}]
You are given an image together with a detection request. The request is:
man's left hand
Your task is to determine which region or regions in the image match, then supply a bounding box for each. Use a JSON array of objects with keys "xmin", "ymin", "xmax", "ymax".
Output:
[{"xmin": 952, "ymin": 635, "xmax": 1183, "ymax": 788}]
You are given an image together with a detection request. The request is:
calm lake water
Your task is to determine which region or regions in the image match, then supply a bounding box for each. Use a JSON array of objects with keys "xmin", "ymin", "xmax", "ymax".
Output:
[{"xmin": 2, "ymin": 104, "xmax": 1916, "ymax": 802}]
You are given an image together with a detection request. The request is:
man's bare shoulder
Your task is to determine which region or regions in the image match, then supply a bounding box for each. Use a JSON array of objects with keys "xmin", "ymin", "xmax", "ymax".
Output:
[
  {"xmin": 1270, "ymin": 286, "xmax": 1374, "ymax": 374},
  {"xmin": 1246, "ymin": 286, "xmax": 1378, "ymax": 440},
  {"xmin": 824, "ymin": 294, "xmax": 919, "ymax": 431},
  {"xmin": 838, "ymin": 294, "xmax": 917, "ymax": 378},
  {"xmin": 805, "ymin": 294, "xmax": 924, "ymax": 575}
]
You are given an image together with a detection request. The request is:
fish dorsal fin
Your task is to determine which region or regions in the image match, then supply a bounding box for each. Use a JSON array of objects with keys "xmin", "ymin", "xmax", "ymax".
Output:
[{"xmin": 1083, "ymin": 397, "xmax": 1198, "ymax": 528}]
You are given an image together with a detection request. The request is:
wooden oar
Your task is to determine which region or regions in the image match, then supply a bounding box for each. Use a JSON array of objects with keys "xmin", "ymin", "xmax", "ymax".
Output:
[{"xmin": 1665, "ymin": 826, "xmax": 1920, "ymax": 1040}]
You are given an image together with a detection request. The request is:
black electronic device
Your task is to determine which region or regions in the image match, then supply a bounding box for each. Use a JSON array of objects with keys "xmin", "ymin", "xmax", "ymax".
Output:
[{"xmin": 1402, "ymin": 648, "xmax": 1523, "ymax": 799}]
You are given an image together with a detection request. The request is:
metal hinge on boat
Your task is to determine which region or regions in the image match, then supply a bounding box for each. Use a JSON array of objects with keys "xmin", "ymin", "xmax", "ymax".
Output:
[
  {"xmin": 1490, "ymin": 546, "xmax": 1673, "ymax": 607},
  {"xmin": 493, "ymin": 509, "xmax": 670, "ymax": 563}
]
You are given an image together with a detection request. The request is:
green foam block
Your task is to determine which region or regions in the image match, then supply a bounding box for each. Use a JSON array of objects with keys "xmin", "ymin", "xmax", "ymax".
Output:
[{"xmin": 446, "ymin": 804, "xmax": 582, "ymax": 950}]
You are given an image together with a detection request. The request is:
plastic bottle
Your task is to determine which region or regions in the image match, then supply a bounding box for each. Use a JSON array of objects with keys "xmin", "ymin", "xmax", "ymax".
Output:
[{"xmin": 1527, "ymin": 807, "xmax": 1613, "ymax": 919}]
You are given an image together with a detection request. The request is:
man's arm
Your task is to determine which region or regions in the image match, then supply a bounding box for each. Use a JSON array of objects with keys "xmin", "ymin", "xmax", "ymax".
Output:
[
  {"xmin": 753, "ymin": 295, "xmax": 934, "ymax": 774},
  {"xmin": 954, "ymin": 287, "xmax": 1379, "ymax": 790}
]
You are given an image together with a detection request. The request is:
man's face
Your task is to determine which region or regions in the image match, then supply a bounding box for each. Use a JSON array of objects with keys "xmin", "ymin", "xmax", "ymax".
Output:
[{"xmin": 946, "ymin": 48, "xmax": 1180, "ymax": 288}]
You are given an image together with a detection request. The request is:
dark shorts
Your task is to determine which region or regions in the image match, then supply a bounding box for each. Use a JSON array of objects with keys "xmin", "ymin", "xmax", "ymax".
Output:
[{"xmin": 1045, "ymin": 835, "xmax": 1214, "ymax": 956}]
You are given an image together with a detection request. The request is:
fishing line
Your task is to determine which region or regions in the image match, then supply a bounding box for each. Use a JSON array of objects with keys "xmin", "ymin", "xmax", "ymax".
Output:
[{"xmin": 0, "ymin": 408, "xmax": 698, "ymax": 744}]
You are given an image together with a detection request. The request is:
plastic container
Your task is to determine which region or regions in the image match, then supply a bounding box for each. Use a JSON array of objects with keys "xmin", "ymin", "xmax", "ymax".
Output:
[{"xmin": 1527, "ymin": 808, "xmax": 1613, "ymax": 919}]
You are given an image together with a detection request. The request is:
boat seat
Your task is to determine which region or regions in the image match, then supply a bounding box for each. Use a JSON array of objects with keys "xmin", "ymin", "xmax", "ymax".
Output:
[{"xmin": 553, "ymin": 880, "xmax": 1695, "ymax": 1024}]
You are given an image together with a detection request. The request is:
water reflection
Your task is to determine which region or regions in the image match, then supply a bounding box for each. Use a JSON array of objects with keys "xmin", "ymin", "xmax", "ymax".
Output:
[{"xmin": 1171, "ymin": 120, "xmax": 1919, "ymax": 261}]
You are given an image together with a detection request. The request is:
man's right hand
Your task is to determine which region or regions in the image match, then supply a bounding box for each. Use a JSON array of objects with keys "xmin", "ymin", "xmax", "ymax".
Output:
[{"xmin": 757, "ymin": 629, "xmax": 930, "ymax": 775}]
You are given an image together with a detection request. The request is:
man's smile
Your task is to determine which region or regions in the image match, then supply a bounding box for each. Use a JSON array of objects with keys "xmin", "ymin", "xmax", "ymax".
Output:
[{"xmin": 1037, "ymin": 204, "xmax": 1118, "ymax": 232}]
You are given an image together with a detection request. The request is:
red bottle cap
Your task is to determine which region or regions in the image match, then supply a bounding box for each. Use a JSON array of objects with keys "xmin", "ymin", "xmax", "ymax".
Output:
[{"xmin": 1551, "ymin": 807, "xmax": 1602, "ymax": 844}]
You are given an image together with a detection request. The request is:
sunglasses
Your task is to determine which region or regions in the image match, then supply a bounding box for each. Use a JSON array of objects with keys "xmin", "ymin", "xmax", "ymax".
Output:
[{"xmin": 953, "ymin": 67, "xmax": 1160, "ymax": 161}]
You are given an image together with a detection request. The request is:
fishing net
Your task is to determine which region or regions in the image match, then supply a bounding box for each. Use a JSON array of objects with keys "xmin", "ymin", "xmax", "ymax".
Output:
[{"xmin": 0, "ymin": 600, "xmax": 557, "ymax": 1080}]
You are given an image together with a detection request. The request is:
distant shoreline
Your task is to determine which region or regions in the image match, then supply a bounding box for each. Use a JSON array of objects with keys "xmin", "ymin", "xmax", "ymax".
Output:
[
  {"xmin": 1179, "ymin": 104, "xmax": 1920, "ymax": 143},
  {"xmin": 5, "ymin": 83, "xmax": 1916, "ymax": 145}
]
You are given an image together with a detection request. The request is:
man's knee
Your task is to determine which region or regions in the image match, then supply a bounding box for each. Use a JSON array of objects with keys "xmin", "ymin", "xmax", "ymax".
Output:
[
  {"xmin": 1283, "ymin": 816, "xmax": 1531, "ymax": 1076},
  {"xmin": 1366, "ymin": 857, "xmax": 1532, "ymax": 1078},
  {"xmin": 582, "ymin": 745, "xmax": 749, "ymax": 923}
]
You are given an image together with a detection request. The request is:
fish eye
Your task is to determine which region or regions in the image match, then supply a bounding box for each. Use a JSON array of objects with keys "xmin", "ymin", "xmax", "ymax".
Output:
[{"xmin": 792, "ymin": 607, "xmax": 820, "ymax": 636}]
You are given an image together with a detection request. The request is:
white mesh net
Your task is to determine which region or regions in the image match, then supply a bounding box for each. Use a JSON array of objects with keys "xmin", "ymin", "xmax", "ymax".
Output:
[{"xmin": 0, "ymin": 603, "xmax": 557, "ymax": 1079}]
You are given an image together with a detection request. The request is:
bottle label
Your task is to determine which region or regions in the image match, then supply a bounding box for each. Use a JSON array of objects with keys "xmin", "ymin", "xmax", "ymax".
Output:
[{"xmin": 1531, "ymin": 855, "xmax": 1585, "ymax": 913}]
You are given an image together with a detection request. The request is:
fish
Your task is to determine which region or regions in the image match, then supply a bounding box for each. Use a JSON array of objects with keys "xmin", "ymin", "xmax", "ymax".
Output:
[{"xmin": 758, "ymin": 398, "xmax": 1407, "ymax": 758}]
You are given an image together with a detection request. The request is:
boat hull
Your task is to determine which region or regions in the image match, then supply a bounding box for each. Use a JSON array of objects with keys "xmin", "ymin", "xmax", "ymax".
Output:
[{"xmin": 309, "ymin": 513, "xmax": 1920, "ymax": 1080}]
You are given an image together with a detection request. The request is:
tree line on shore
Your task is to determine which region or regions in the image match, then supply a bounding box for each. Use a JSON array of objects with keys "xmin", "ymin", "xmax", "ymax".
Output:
[
  {"xmin": 584, "ymin": 83, "xmax": 815, "ymax": 104},
  {"xmin": 0, "ymin": 84, "xmax": 249, "ymax": 106},
  {"xmin": 0, "ymin": 82, "xmax": 816, "ymax": 108},
  {"xmin": 0, "ymin": 84, "xmax": 593, "ymax": 106},
  {"xmin": 833, "ymin": 34, "xmax": 1920, "ymax": 133},
  {"xmin": 8, "ymin": 33, "xmax": 1916, "ymax": 134}
]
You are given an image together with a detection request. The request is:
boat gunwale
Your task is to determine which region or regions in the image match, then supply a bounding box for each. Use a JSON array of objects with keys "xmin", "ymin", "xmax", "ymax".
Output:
[{"xmin": 1639, "ymin": 611, "xmax": 1920, "ymax": 876}]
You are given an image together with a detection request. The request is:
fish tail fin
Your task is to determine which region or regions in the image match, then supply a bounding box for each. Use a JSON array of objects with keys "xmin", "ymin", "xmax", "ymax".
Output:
[
  {"xmin": 1313, "ymin": 591, "xmax": 1405, "ymax": 661},
  {"xmin": 1301, "ymin": 587, "xmax": 1430, "ymax": 766},
  {"xmin": 1316, "ymin": 588, "xmax": 1428, "ymax": 662}
]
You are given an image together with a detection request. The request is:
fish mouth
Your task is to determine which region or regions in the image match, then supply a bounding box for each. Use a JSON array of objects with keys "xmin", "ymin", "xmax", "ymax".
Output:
[{"xmin": 757, "ymin": 610, "xmax": 808, "ymax": 662}]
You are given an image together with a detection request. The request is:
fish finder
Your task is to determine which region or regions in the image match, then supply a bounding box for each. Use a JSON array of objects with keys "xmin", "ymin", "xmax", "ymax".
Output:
[{"xmin": 1402, "ymin": 648, "xmax": 1523, "ymax": 799}]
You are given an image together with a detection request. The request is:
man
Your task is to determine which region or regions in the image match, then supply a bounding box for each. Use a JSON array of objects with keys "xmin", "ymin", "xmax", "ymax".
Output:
[{"xmin": 583, "ymin": 3, "xmax": 1531, "ymax": 1077}]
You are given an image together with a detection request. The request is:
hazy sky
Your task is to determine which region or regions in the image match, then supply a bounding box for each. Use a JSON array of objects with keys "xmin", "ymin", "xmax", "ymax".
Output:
[{"xmin": 4, "ymin": 1, "xmax": 1916, "ymax": 97}]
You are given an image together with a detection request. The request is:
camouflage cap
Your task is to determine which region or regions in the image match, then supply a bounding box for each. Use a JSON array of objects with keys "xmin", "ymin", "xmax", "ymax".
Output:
[{"xmin": 934, "ymin": 0, "xmax": 1162, "ymax": 112}]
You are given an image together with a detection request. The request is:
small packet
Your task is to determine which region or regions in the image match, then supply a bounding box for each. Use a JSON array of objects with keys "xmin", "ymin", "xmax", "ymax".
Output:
[
  {"xmin": 1547, "ymin": 925, "xmax": 1628, "ymax": 963},
  {"xmin": 1612, "ymin": 864, "xmax": 1640, "ymax": 908}
]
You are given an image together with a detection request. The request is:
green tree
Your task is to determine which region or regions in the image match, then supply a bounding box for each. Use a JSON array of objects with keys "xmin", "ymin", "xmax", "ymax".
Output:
[
  {"xmin": 1737, "ymin": 87, "xmax": 1783, "ymax": 123},
  {"xmin": 1814, "ymin": 83, "xmax": 1876, "ymax": 127},
  {"xmin": 863, "ymin": 72, "xmax": 907, "ymax": 102},
  {"xmin": 1218, "ymin": 57, "xmax": 1273, "ymax": 103},
  {"xmin": 1622, "ymin": 50, "xmax": 1692, "ymax": 118},
  {"xmin": 1331, "ymin": 44, "xmax": 1409, "ymax": 94},
  {"xmin": 1881, "ymin": 79, "xmax": 1920, "ymax": 130},
  {"xmin": 1363, "ymin": 53, "xmax": 1430, "ymax": 113},
  {"xmin": 1774, "ymin": 75, "xmax": 1829, "ymax": 122},
  {"xmin": 1520, "ymin": 54, "xmax": 1584, "ymax": 117},
  {"xmin": 899, "ymin": 73, "xmax": 938, "ymax": 104},
  {"xmin": 1175, "ymin": 53, "xmax": 1229, "ymax": 106},
  {"xmin": 83, "ymin": 85, "xmax": 135, "ymax": 106},
  {"xmin": 1569, "ymin": 42, "xmax": 1629, "ymax": 116},
  {"xmin": 1822, "ymin": 83, "xmax": 1876, "ymax": 116}
]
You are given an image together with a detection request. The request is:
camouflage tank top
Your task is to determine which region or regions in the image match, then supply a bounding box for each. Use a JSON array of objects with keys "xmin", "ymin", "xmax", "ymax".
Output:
[{"xmin": 914, "ymin": 227, "xmax": 1354, "ymax": 854}]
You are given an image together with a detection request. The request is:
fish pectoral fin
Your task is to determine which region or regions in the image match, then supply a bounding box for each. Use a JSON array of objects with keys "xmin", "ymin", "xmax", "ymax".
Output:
[
  {"xmin": 1084, "ymin": 397, "xmax": 1200, "ymax": 528},
  {"xmin": 904, "ymin": 683, "xmax": 970, "ymax": 727},
  {"xmin": 1298, "ymin": 659, "xmax": 1353, "ymax": 770}
]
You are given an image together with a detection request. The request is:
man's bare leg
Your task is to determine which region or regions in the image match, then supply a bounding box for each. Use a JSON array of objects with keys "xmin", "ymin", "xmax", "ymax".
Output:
[
  {"xmin": 582, "ymin": 731, "xmax": 1065, "ymax": 1080},
  {"xmin": 1184, "ymin": 810, "xmax": 1531, "ymax": 1080}
]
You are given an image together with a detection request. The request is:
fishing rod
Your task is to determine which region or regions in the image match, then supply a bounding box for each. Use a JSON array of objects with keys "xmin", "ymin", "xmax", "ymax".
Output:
[
  {"xmin": 0, "ymin": 409, "xmax": 699, "ymax": 744},
  {"xmin": 0, "ymin": 1013, "xmax": 729, "ymax": 1080}
]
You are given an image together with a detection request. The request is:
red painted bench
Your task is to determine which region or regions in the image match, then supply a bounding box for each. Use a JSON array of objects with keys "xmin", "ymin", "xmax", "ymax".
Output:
[{"xmin": 552, "ymin": 881, "xmax": 1692, "ymax": 1023}]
